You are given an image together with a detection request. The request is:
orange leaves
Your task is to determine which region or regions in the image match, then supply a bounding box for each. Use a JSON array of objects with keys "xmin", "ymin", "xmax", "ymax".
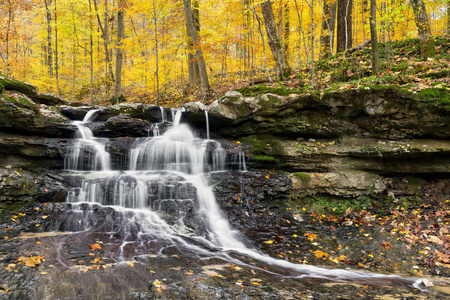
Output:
[
  {"xmin": 18, "ymin": 255, "xmax": 43, "ymax": 268},
  {"xmin": 304, "ymin": 233, "xmax": 316, "ymax": 241},
  {"xmin": 380, "ymin": 242, "xmax": 393, "ymax": 250},
  {"xmin": 90, "ymin": 257, "xmax": 102, "ymax": 264},
  {"xmin": 89, "ymin": 243, "xmax": 102, "ymax": 251},
  {"xmin": 312, "ymin": 250, "xmax": 329, "ymax": 259}
]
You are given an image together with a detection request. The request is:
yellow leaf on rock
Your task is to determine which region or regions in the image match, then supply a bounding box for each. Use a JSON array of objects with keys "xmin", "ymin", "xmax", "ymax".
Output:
[
  {"xmin": 313, "ymin": 250, "xmax": 329, "ymax": 259},
  {"xmin": 304, "ymin": 233, "xmax": 317, "ymax": 241}
]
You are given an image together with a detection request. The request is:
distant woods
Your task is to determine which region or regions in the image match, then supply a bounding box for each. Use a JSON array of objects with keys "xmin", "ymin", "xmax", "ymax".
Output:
[{"xmin": 0, "ymin": 0, "xmax": 448, "ymax": 104}]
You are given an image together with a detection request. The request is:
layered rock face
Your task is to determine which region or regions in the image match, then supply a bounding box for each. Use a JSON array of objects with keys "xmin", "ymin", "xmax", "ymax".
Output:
[{"xmin": 183, "ymin": 88, "xmax": 450, "ymax": 205}]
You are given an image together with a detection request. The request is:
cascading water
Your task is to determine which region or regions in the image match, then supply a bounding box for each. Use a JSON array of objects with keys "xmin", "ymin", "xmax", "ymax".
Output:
[
  {"xmin": 64, "ymin": 109, "xmax": 111, "ymax": 171},
  {"xmin": 60, "ymin": 107, "xmax": 423, "ymax": 289}
]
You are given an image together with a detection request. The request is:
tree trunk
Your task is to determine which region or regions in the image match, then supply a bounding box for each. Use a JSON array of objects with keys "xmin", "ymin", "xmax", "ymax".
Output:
[
  {"xmin": 54, "ymin": 0, "xmax": 60, "ymax": 96},
  {"xmin": 336, "ymin": 0, "xmax": 352, "ymax": 52},
  {"xmin": 410, "ymin": 0, "xmax": 435, "ymax": 59},
  {"xmin": 153, "ymin": 0, "xmax": 160, "ymax": 105},
  {"xmin": 89, "ymin": 0, "xmax": 94, "ymax": 104},
  {"xmin": 448, "ymin": 0, "xmax": 450, "ymax": 34},
  {"xmin": 320, "ymin": 0, "xmax": 336, "ymax": 58},
  {"xmin": 44, "ymin": 0, "xmax": 53, "ymax": 77},
  {"xmin": 93, "ymin": 0, "xmax": 115, "ymax": 85},
  {"xmin": 260, "ymin": 0, "xmax": 291, "ymax": 79},
  {"xmin": 114, "ymin": 0, "xmax": 125, "ymax": 100},
  {"xmin": 284, "ymin": 2, "xmax": 290, "ymax": 58},
  {"xmin": 186, "ymin": 0, "xmax": 200, "ymax": 87},
  {"xmin": 369, "ymin": 0, "xmax": 378, "ymax": 74},
  {"xmin": 183, "ymin": 0, "xmax": 211, "ymax": 100},
  {"xmin": 3, "ymin": 0, "xmax": 12, "ymax": 76}
]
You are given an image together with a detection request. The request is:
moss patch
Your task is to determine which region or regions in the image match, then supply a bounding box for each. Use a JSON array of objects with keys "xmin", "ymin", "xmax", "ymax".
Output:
[
  {"xmin": 236, "ymin": 84, "xmax": 305, "ymax": 97},
  {"xmin": 241, "ymin": 135, "xmax": 284, "ymax": 156},
  {"xmin": 415, "ymin": 88, "xmax": 450, "ymax": 109},
  {"xmin": 293, "ymin": 172, "xmax": 311, "ymax": 183},
  {"xmin": 253, "ymin": 155, "xmax": 275, "ymax": 161},
  {"xmin": 0, "ymin": 77, "xmax": 37, "ymax": 97},
  {"xmin": 299, "ymin": 195, "xmax": 372, "ymax": 215}
]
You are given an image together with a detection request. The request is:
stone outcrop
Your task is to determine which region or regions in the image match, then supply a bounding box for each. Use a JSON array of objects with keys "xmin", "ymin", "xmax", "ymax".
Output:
[
  {"xmin": 183, "ymin": 87, "xmax": 449, "ymax": 203},
  {"xmin": 185, "ymin": 87, "xmax": 449, "ymax": 140}
]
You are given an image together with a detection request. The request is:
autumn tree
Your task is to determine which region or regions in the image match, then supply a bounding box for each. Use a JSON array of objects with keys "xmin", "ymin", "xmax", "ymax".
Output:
[
  {"xmin": 336, "ymin": 0, "xmax": 352, "ymax": 52},
  {"xmin": 369, "ymin": 0, "xmax": 378, "ymax": 74},
  {"xmin": 113, "ymin": 0, "xmax": 126, "ymax": 102},
  {"xmin": 410, "ymin": 0, "xmax": 434, "ymax": 59},
  {"xmin": 320, "ymin": 0, "xmax": 336, "ymax": 58},
  {"xmin": 93, "ymin": 0, "xmax": 115, "ymax": 87},
  {"xmin": 260, "ymin": 0, "xmax": 291, "ymax": 79},
  {"xmin": 186, "ymin": 0, "xmax": 200, "ymax": 87},
  {"xmin": 183, "ymin": 0, "xmax": 210, "ymax": 99},
  {"xmin": 43, "ymin": 0, "xmax": 53, "ymax": 77}
]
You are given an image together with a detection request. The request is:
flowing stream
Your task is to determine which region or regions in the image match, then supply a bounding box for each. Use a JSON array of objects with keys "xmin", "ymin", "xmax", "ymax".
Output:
[{"xmin": 61, "ymin": 108, "xmax": 424, "ymax": 289}]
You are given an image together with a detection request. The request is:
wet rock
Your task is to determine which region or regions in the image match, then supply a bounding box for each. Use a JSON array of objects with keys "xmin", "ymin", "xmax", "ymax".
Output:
[
  {"xmin": 182, "ymin": 102, "xmax": 208, "ymax": 127},
  {"xmin": 0, "ymin": 133, "xmax": 67, "ymax": 169},
  {"xmin": 0, "ymin": 169, "xmax": 67, "ymax": 212},
  {"xmin": 59, "ymin": 105, "xmax": 95, "ymax": 120},
  {"xmin": 104, "ymin": 114, "xmax": 153, "ymax": 137},
  {"xmin": 208, "ymin": 91, "xmax": 253, "ymax": 125}
]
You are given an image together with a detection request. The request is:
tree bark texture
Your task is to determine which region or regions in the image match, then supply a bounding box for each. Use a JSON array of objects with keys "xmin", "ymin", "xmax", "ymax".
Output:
[
  {"xmin": 93, "ymin": 0, "xmax": 115, "ymax": 84},
  {"xmin": 186, "ymin": 0, "xmax": 200, "ymax": 87},
  {"xmin": 44, "ymin": 0, "xmax": 53, "ymax": 77},
  {"xmin": 369, "ymin": 0, "xmax": 378, "ymax": 74},
  {"xmin": 336, "ymin": 0, "xmax": 352, "ymax": 53},
  {"xmin": 55, "ymin": 0, "xmax": 60, "ymax": 96},
  {"xmin": 284, "ymin": 2, "xmax": 290, "ymax": 58},
  {"xmin": 114, "ymin": 0, "xmax": 125, "ymax": 100},
  {"xmin": 183, "ymin": 0, "xmax": 211, "ymax": 100},
  {"xmin": 320, "ymin": 0, "xmax": 336, "ymax": 58},
  {"xmin": 410, "ymin": 0, "xmax": 435, "ymax": 59},
  {"xmin": 260, "ymin": 0, "xmax": 291, "ymax": 79},
  {"xmin": 447, "ymin": 0, "xmax": 450, "ymax": 34}
]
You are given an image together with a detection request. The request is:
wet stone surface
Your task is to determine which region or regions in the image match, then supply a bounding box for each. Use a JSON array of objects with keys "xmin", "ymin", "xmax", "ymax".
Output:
[{"xmin": 1, "ymin": 198, "xmax": 450, "ymax": 299}]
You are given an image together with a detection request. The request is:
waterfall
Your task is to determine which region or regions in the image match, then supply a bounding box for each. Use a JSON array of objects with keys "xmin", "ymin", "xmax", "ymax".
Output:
[
  {"xmin": 204, "ymin": 109, "xmax": 210, "ymax": 140},
  {"xmin": 64, "ymin": 109, "xmax": 111, "ymax": 171},
  {"xmin": 60, "ymin": 107, "xmax": 421, "ymax": 288}
]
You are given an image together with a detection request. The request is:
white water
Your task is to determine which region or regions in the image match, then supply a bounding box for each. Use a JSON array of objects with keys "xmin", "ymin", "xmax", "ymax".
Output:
[
  {"xmin": 63, "ymin": 108, "xmax": 422, "ymax": 288},
  {"xmin": 204, "ymin": 110, "xmax": 210, "ymax": 140},
  {"xmin": 64, "ymin": 109, "xmax": 111, "ymax": 171}
]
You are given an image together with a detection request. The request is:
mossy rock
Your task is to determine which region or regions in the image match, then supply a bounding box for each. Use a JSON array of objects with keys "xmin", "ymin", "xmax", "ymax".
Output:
[
  {"xmin": 241, "ymin": 135, "xmax": 284, "ymax": 156},
  {"xmin": 1, "ymin": 91, "xmax": 39, "ymax": 113},
  {"xmin": 414, "ymin": 87, "xmax": 450, "ymax": 109},
  {"xmin": 34, "ymin": 93, "xmax": 66, "ymax": 105},
  {"xmin": 236, "ymin": 84, "xmax": 305, "ymax": 97},
  {"xmin": 293, "ymin": 172, "xmax": 311, "ymax": 183},
  {"xmin": 297, "ymin": 194, "xmax": 372, "ymax": 215},
  {"xmin": 253, "ymin": 155, "xmax": 275, "ymax": 161},
  {"xmin": 0, "ymin": 77, "xmax": 37, "ymax": 98}
]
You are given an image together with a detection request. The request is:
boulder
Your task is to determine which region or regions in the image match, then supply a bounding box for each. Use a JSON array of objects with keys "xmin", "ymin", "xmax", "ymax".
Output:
[
  {"xmin": 0, "ymin": 93, "xmax": 73, "ymax": 137},
  {"xmin": 208, "ymin": 91, "xmax": 253, "ymax": 125}
]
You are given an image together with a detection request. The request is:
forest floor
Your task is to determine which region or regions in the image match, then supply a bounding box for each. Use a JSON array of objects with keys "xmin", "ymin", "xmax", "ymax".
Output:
[{"xmin": 150, "ymin": 34, "xmax": 450, "ymax": 109}]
